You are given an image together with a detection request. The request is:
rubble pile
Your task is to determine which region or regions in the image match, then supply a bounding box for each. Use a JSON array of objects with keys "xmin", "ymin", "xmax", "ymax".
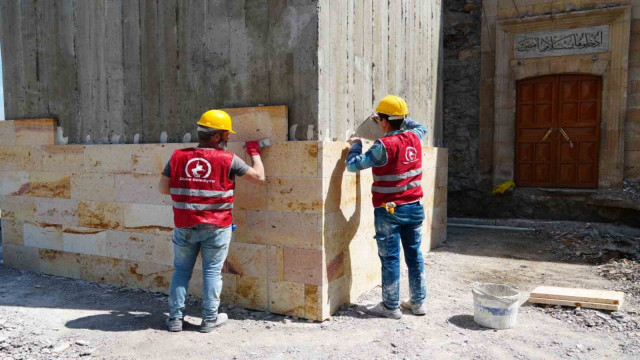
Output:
[
  {"xmin": 595, "ymin": 259, "xmax": 640, "ymax": 299},
  {"xmin": 532, "ymin": 306, "xmax": 640, "ymax": 332},
  {"xmin": 545, "ymin": 223, "xmax": 640, "ymax": 262}
]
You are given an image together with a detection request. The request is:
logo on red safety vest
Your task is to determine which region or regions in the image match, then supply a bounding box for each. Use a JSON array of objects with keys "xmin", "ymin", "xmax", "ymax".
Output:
[
  {"xmin": 405, "ymin": 147, "xmax": 418, "ymax": 163},
  {"xmin": 185, "ymin": 158, "xmax": 212, "ymax": 178}
]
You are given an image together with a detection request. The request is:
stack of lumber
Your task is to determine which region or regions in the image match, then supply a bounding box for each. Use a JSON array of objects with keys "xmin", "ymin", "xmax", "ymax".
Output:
[{"xmin": 528, "ymin": 286, "xmax": 624, "ymax": 311}]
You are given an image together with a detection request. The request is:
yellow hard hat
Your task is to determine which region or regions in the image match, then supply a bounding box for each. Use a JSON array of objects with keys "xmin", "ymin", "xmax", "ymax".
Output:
[
  {"xmin": 375, "ymin": 95, "xmax": 409, "ymax": 120},
  {"xmin": 197, "ymin": 110, "xmax": 236, "ymax": 133}
]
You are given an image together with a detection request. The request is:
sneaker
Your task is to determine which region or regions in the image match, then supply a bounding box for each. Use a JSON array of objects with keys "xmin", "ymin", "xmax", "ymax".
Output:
[
  {"xmin": 401, "ymin": 300, "xmax": 426, "ymax": 315},
  {"xmin": 200, "ymin": 313, "xmax": 229, "ymax": 333},
  {"xmin": 166, "ymin": 317, "xmax": 183, "ymax": 332},
  {"xmin": 364, "ymin": 302, "xmax": 402, "ymax": 319}
]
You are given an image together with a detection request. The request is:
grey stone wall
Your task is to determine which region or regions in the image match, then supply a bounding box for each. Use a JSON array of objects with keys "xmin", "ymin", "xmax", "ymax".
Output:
[
  {"xmin": 442, "ymin": 0, "xmax": 485, "ymax": 213},
  {"xmin": 317, "ymin": 0, "xmax": 443, "ymax": 146},
  {"xmin": 0, "ymin": 0, "xmax": 318, "ymax": 144}
]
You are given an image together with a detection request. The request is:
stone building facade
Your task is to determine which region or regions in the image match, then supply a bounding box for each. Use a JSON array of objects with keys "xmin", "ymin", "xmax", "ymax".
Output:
[{"xmin": 444, "ymin": 0, "xmax": 640, "ymax": 223}]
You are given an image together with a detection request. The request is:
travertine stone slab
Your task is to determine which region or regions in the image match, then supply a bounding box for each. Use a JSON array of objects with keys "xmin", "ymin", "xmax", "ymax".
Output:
[
  {"xmin": 319, "ymin": 142, "xmax": 350, "ymax": 177},
  {"xmin": 84, "ymin": 145, "xmax": 133, "ymax": 174},
  {"xmin": 39, "ymin": 249, "xmax": 82, "ymax": 279},
  {"xmin": 42, "ymin": 145, "xmax": 85, "ymax": 172},
  {"xmin": 268, "ymin": 245, "xmax": 284, "ymax": 281},
  {"xmin": 232, "ymin": 210, "xmax": 268, "ymax": 245},
  {"xmin": 122, "ymin": 203, "xmax": 174, "ymax": 233},
  {"xmin": 80, "ymin": 254, "xmax": 127, "ymax": 285},
  {"xmin": 0, "ymin": 171, "xmax": 29, "ymax": 195},
  {"xmin": 106, "ymin": 230, "xmax": 155, "ymax": 262},
  {"xmin": 262, "ymin": 141, "xmax": 319, "ymax": 177},
  {"xmin": 267, "ymin": 177, "xmax": 323, "ymax": 213},
  {"xmin": 3, "ymin": 244, "xmax": 40, "ymax": 272},
  {"xmin": 0, "ymin": 195, "xmax": 37, "ymax": 221},
  {"xmin": 71, "ymin": 173, "xmax": 116, "ymax": 202},
  {"xmin": 115, "ymin": 174, "xmax": 170, "ymax": 205},
  {"xmin": 14, "ymin": 119, "xmax": 56, "ymax": 146},
  {"xmin": 131, "ymin": 143, "xmax": 184, "ymax": 174},
  {"xmin": 123, "ymin": 260, "xmax": 173, "ymax": 292},
  {"xmin": 304, "ymin": 284, "xmax": 323, "ymax": 320},
  {"xmin": 234, "ymin": 177, "xmax": 268, "ymax": 210},
  {"xmin": 78, "ymin": 201, "xmax": 124, "ymax": 229},
  {"xmin": 323, "ymin": 175, "xmax": 358, "ymax": 213},
  {"xmin": 25, "ymin": 172, "xmax": 71, "ymax": 198},
  {"xmin": 152, "ymin": 235, "xmax": 174, "ymax": 266},
  {"xmin": 235, "ymin": 276, "xmax": 267, "ymax": 310},
  {"xmin": 63, "ymin": 227, "xmax": 108, "ymax": 256},
  {"xmin": 225, "ymin": 243, "xmax": 268, "ymax": 278},
  {"xmin": 283, "ymin": 248, "xmax": 323, "ymax": 286},
  {"xmin": 0, "ymin": 121, "xmax": 16, "ymax": 145},
  {"xmin": 267, "ymin": 211, "xmax": 322, "ymax": 250},
  {"xmin": 36, "ymin": 198, "xmax": 79, "ymax": 226},
  {"xmin": 1, "ymin": 218, "xmax": 23, "ymax": 245},
  {"xmin": 224, "ymin": 106, "xmax": 288, "ymax": 143},
  {"xmin": 268, "ymin": 280, "xmax": 306, "ymax": 318},
  {"xmin": 0, "ymin": 146, "xmax": 42, "ymax": 171},
  {"xmin": 23, "ymin": 223, "xmax": 63, "ymax": 250}
]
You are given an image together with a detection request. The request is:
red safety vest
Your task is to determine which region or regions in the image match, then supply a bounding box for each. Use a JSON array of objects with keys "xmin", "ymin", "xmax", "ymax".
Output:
[
  {"xmin": 169, "ymin": 148, "xmax": 235, "ymax": 228},
  {"xmin": 371, "ymin": 131, "xmax": 423, "ymax": 208}
]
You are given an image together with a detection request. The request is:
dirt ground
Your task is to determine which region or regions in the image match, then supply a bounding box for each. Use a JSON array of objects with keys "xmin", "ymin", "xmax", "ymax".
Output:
[{"xmin": 1, "ymin": 223, "xmax": 639, "ymax": 360}]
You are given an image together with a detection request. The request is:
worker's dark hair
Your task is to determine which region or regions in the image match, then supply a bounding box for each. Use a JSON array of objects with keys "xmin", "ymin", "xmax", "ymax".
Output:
[
  {"xmin": 378, "ymin": 113, "xmax": 402, "ymax": 131},
  {"xmin": 198, "ymin": 129, "xmax": 227, "ymax": 142}
]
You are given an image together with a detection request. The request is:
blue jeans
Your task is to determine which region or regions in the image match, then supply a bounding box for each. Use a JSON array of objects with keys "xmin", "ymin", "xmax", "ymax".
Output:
[
  {"xmin": 374, "ymin": 201, "xmax": 426, "ymax": 309},
  {"xmin": 168, "ymin": 224, "xmax": 231, "ymax": 320}
]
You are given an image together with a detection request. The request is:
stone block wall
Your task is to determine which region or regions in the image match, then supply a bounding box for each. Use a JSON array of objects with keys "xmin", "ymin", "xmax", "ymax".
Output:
[{"xmin": 0, "ymin": 114, "xmax": 447, "ymax": 321}]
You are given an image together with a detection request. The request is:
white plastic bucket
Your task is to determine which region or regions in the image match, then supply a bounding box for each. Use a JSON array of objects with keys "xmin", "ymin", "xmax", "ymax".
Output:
[{"xmin": 472, "ymin": 283, "xmax": 520, "ymax": 329}]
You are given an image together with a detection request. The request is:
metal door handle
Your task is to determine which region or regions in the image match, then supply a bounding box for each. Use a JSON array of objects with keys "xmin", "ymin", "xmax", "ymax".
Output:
[
  {"xmin": 559, "ymin": 127, "xmax": 574, "ymax": 148},
  {"xmin": 541, "ymin": 127, "xmax": 554, "ymax": 142}
]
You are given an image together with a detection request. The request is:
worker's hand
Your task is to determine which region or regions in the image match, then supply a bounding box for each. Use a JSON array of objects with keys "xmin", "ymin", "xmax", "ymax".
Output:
[
  {"xmin": 348, "ymin": 136, "xmax": 362, "ymax": 146},
  {"xmin": 245, "ymin": 141, "xmax": 261, "ymax": 156}
]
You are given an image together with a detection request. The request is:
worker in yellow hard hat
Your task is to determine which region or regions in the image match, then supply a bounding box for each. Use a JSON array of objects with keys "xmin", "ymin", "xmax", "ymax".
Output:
[
  {"xmin": 158, "ymin": 109, "xmax": 265, "ymax": 333},
  {"xmin": 346, "ymin": 95, "xmax": 428, "ymax": 319}
]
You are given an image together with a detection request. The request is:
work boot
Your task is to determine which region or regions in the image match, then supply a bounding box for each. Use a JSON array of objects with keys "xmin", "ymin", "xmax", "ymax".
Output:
[
  {"xmin": 200, "ymin": 313, "xmax": 229, "ymax": 333},
  {"xmin": 401, "ymin": 300, "xmax": 426, "ymax": 315},
  {"xmin": 166, "ymin": 317, "xmax": 183, "ymax": 332},
  {"xmin": 364, "ymin": 302, "xmax": 402, "ymax": 319}
]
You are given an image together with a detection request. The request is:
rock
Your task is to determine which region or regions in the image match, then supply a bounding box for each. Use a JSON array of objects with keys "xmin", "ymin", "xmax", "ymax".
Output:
[
  {"xmin": 52, "ymin": 342, "xmax": 70, "ymax": 353},
  {"xmin": 76, "ymin": 340, "xmax": 90, "ymax": 346},
  {"xmin": 391, "ymin": 342, "xmax": 398, "ymax": 348},
  {"xmin": 283, "ymin": 319, "xmax": 292, "ymax": 324},
  {"xmin": 80, "ymin": 348, "xmax": 95, "ymax": 356}
]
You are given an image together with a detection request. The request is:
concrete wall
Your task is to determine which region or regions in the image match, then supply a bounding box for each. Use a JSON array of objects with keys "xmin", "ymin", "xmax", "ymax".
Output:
[
  {"xmin": 0, "ymin": 113, "xmax": 448, "ymax": 320},
  {"xmin": 316, "ymin": 0, "xmax": 443, "ymax": 146},
  {"xmin": 0, "ymin": 0, "xmax": 318, "ymax": 144}
]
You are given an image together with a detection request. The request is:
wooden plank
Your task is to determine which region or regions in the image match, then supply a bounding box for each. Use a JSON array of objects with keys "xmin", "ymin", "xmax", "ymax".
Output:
[
  {"xmin": 528, "ymin": 297, "xmax": 621, "ymax": 311},
  {"xmin": 530, "ymin": 286, "xmax": 625, "ymax": 305}
]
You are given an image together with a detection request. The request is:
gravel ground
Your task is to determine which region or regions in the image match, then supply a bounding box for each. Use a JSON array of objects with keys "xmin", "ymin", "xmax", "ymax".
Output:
[{"xmin": 1, "ymin": 222, "xmax": 639, "ymax": 359}]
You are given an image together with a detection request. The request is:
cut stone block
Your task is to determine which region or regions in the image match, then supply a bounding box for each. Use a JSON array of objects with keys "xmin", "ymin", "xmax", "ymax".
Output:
[
  {"xmin": 39, "ymin": 249, "xmax": 82, "ymax": 279},
  {"xmin": 106, "ymin": 230, "xmax": 155, "ymax": 262},
  {"xmin": 115, "ymin": 174, "xmax": 170, "ymax": 205},
  {"xmin": 0, "ymin": 195, "xmax": 37, "ymax": 221},
  {"xmin": 235, "ymin": 276, "xmax": 267, "ymax": 311},
  {"xmin": 131, "ymin": 143, "xmax": 184, "ymax": 174},
  {"xmin": 123, "ymin": 260, "xmax": 173, "ymax": 292},
  {"xmin": 267, "ymin": 177, "xmax": 323, "ymax": 213},
  {"xmin": 232, "ymin": 210, "xmax": 268, "ymax": 245},
  {"xmin": 0, "ymin": 170, "xmax": 29, "ymax": 195},
  {"xmin": 283, "ymin": 248, "xmax": 323, "ymax": 285},
  {"xmin": 36, "ymin": 198, "xmax": 79, "ymax": 226},
  {"xmin": 304, "ymin": 284, "xmax": 324, "ymax": 320},
  {"xmin": 0, "ymin": 121, "xmax": 16, "ymax": 145},
  {"xmin": 268, "ymin": 280, "xmax": 306, "ymax": 318},
  {"xmin": 79, "ymin": 254, "xmax": 127, "ymax": 285},
  {"xmin": 14, "ymin": 119, "xmax": 56, "ymax": 146},
  {"xmin": 268, "ymin": 245, "xmax": 284, "ymax": 281},
  {"xmin": 0, "ymin": 146, "xmax": 42, "ymax": 171},
  {"xmin": 1, "ymin": 218, "xmax": 23, "ymax": 245},
  {"xmin": 77, "ymin": 201, "xmax": 124, "ymax": 229},
  {"xmin": 319, "ymin": 142, "xmax": 350, "ymax": 178},
  {"xmin": 262, "ymin": 141, "xmax": 319, "ymax": 177},
  {"xmin": 267, "ymin": 211, "xmax": 322, "ymax": 250},
  {"xmin": 224, "ymin": 106, "xmax": 288, "ymax": 143},
  {"xmin": 23, "ymin": 223, "xmax": 63, "ymax": 251},
  {"xmin": 42, "ymin": 145, "xmax": 85, "ymax": 172},
  {"xmin": 24, "ymin": 172, "xmax": 71, "ymax": 198},
  {"xmin": 71, "ymin": 173, "xmax": 116, "ymax": 202},
  {"xmin": 122, "ymin": 203, "xmax": 174, "ymax": 234},
  {"xmin": 234, "ymin": 177, "xmax": 268, "ymax": 210},
  {"xmin": 224, "ymin": 243, "xmax": 268, "ymax": 278},
  {"xmin": 63, "ymin": 227, "xmax": 108, "ymax": 256},
  {"xmin": 3, "ymin": 244, "xmax": 40, "ymax": 272},
  {"xmin": 324, "ymin": 175, "xmax": 358, "ymax": 213},
  {"xmin": 151, "ymin": 234, "xmax": 174, "ymax": 266},
  {"xmin": 84, "ymin": 145, "xmax": 133, "ymax": 174}
]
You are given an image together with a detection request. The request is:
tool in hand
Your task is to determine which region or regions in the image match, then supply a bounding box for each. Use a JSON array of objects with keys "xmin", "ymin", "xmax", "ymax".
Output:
[{"xmin": 244, "ymin": 138, "xmax": 271, "ymax": 156}]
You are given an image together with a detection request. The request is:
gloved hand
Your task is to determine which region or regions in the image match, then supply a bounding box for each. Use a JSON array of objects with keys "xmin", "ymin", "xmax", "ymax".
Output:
[{"xmin": 245, "ymin": 141, "xmax": 261, "ymax": 156}]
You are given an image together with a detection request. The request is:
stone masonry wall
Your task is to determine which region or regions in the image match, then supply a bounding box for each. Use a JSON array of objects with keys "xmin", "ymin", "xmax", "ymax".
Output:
[{"xmin": 0, "ymin": 112, "xmax": 448, "ymax": 321}]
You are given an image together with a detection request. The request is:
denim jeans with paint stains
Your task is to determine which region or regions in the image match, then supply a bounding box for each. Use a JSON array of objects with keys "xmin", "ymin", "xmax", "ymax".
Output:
[
  {"xmin": 168, "ymin": 224, "xmax": 231, "ymax": 320},
  {"xmin": 374, "ymin": 201, "xmax": 427, "ymax": 309}
]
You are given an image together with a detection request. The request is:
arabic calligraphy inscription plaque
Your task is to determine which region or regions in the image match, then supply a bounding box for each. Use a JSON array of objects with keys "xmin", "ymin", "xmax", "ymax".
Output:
[{"xmin": 514, "ymin": 25, "xmax": 609, "ymax": 59}]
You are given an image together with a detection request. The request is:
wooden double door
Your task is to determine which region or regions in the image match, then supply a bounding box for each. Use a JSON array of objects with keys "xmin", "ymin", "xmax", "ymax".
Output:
[{"xmin": 515, "ymin": 74, "xmax": 601, "ymax": 188}]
